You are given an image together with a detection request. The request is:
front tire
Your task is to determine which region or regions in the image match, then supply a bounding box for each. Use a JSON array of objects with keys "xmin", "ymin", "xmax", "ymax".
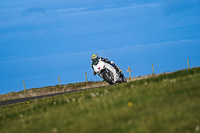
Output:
[{"xmin": 102, "ymin": 70, "xmax": 115, "ymax": 85}]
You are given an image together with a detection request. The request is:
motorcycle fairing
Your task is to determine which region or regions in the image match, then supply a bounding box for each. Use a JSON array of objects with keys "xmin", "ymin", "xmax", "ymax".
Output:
[{"xmin": 93, "ymin": 60, "xmax": 119, "ymax": 83}]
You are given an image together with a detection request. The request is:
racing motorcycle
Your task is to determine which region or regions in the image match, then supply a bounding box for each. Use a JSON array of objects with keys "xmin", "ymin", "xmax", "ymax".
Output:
[{"xmin": 93, "ymin": 60, "xmax": 127, "ymax": 85}]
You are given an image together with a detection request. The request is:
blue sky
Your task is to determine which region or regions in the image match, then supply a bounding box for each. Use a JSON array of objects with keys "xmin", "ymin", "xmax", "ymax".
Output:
[{"xmin": 0, "ymin": 0, "xmax": 200, "ymax": 85}]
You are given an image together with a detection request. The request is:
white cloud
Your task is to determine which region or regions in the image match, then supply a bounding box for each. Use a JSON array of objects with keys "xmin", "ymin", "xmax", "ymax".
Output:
[
  {"xmin": 57, "ymin": 7, "xmax": 93, "ymax": 13},
  {"xmin": 57, "ymin": 3, "xmax": 160, "ymax": 16},
  {"xmin": 21, "ymin": 7, "xmax": 46, "ymax": 16},
  {"xmin": 0, "ymin": 2, "xmax": 161, "ymax": 28}
]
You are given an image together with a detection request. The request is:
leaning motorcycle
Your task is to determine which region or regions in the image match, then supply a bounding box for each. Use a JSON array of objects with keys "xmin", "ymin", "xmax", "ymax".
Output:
[{"xmin": 93, "ymin": 60, "xmax": 127, "ymax": 85}]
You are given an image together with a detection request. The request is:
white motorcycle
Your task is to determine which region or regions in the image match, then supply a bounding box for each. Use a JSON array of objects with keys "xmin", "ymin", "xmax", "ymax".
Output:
[{"xmin": 93, "ymin": 60, "xmax": 127, "ymax": 85}]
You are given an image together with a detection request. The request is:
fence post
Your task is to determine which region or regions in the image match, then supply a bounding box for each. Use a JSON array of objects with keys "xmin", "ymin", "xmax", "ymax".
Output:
[
  {"xmin": 85, "ymin": 72, "xmax": 88, "ymax": 83},
  {"xmin": 58, "ymin": 76, "xmax": 61, "ymax": 87},
  {"xmin": 187, "ymin": 58, "xmax": 190, "ymax": 69},
  {"xmin": 23, "ymin": 81, "xmax": 25, "ymax": 92},
  {"xmin": 152, "ymin": 63, "xmax": 155, "ymax": 75}
]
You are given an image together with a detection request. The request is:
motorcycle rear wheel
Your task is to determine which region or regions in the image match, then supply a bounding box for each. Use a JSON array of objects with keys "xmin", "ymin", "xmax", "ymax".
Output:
[{"xmin": 122, "ymin": 76, "xmax": 127, "ymax": 82}]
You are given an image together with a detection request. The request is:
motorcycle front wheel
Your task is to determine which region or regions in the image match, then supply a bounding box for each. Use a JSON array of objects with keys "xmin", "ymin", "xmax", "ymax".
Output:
[{"xmin": 102, "ymin": 70, "xmax": 115, "ymax": 85}]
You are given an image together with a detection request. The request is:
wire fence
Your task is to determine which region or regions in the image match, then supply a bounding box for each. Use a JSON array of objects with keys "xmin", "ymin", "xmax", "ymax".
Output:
[
  {"xmin": 0, "ymin": 57, "xmax": 200, "ymax": 95},
  {"xmin": 126, "ymin": 58, "xmax": 200, "ymax": 77}
]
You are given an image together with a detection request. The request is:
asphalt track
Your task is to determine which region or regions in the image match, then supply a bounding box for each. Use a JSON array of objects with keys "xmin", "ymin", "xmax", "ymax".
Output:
[{"xmin": 0, "ymin": 85, "xmax": 108, "ymax": 106}]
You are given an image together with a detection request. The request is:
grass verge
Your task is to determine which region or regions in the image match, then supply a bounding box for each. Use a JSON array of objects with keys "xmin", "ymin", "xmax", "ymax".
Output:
[
  {"xmin": 0, "ymin": 67, "xmax": 200, "ymax": 133},
  {"xmin": 0, "ymin": 81, "xmax": 109, "ymax": 102}
]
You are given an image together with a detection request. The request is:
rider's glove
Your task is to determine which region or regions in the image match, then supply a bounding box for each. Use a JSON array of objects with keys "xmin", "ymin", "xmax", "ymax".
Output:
[{"xmin": 93, "ymin": 71, "xmax": 96, "ymax": 76}]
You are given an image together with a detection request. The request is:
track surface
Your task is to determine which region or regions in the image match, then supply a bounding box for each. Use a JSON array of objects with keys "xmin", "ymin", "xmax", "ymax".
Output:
[{"xmin": 0, "ymin": 86, "xmax": 107, "ymax": 106}]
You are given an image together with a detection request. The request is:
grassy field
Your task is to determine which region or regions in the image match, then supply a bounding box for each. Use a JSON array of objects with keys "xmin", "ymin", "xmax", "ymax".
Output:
[{"xmin": 0, "ymin": 68, "xmax": 200, "ymax": 133}]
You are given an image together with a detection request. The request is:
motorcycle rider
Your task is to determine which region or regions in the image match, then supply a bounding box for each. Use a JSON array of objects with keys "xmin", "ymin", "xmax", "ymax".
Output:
[{"xmin": 91, "ymin": 54, "xmax": 122, "ymax": 76}]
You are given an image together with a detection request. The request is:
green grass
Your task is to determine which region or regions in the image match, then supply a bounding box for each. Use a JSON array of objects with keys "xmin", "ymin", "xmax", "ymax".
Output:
[{"xmin": 0, "ymin": 68, "xmax": 200, "ymax": 133}]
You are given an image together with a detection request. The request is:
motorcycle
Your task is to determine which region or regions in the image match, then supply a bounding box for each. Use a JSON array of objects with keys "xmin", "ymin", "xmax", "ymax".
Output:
[{"xmin": 93, "ymin": 60, "xmax": 127, "ymax": 85}]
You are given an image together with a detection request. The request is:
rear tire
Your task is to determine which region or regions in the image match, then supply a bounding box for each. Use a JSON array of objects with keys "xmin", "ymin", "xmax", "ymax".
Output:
[
  {"xmin": 102, "ymin": 70, "xmax": 115, "ymax": 85},
  {"xmin": 122, "ymin": 76, "xmax": 127, "ymax": 82}
]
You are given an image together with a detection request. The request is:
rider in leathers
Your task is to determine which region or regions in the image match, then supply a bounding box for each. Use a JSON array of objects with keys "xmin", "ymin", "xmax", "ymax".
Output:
[{"xmin": 91, "ymin": 54, "xmax": 122, "ymax": 76}]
